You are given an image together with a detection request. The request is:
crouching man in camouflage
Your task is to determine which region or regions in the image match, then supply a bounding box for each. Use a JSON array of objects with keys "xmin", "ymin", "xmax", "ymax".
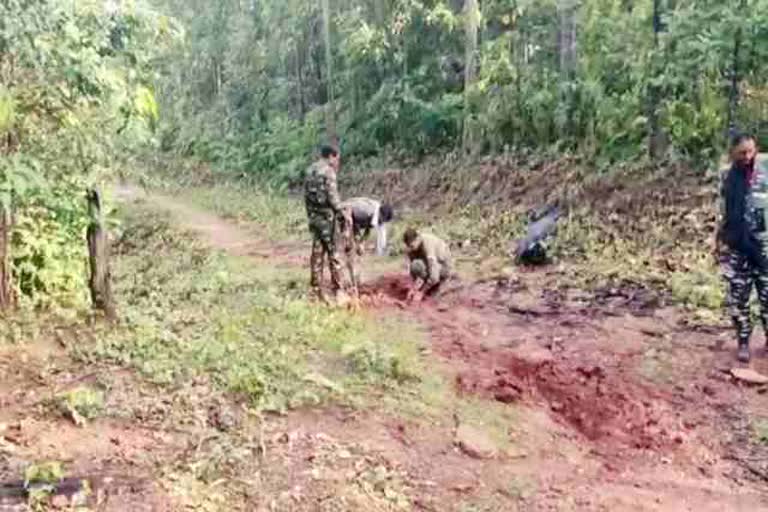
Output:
[
  {"xmin": 402, "ymin": 227, "xmax": 452, "ymax": 304},
  {"xmin": 720, "ymin": 134, "xmax": 768, "ymax": 363},
  {"xmin": 304, "ymin": 145, "xmax": 348, "ymax": 303}
]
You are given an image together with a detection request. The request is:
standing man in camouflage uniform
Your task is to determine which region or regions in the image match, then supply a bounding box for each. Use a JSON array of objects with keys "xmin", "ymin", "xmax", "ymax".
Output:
[
  {"xmin": 402, "ymin": 227, "xmax": 452, "ymax": 304},
  {"xmin": 304, "ymin": 145, "xmax": 347, "ymax": 302},
  {"xmin": 719, "ymin": 134, "xmax": 768, "ymax": 363}
]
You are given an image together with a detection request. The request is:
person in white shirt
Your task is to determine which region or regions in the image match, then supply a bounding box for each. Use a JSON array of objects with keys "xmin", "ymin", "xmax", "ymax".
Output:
[
  {"xmin": 339, "ymin": 197, "xmax": 394, "ymax": 292},
  {"xmin": 340, "ymin": 197, "xmax": 394, "ymax": 256}
]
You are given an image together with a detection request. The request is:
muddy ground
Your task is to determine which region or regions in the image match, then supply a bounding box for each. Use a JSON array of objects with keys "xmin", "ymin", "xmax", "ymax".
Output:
[{"xmin": 2, "ymin": 186, "xmax": 768, "ymax": 511}]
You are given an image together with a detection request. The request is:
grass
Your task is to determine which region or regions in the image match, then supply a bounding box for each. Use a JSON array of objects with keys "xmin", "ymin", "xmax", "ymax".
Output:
[
  {"xmin": 55, "ymin": 386, "xmax": 105, "ymax": 425},
  {"xmin": 24, "ymin": 461, "xmax": 67, "ymax": 511},
  {"xmin": 171, "ymin": 183, "xmax": 306, "ymax": 242},
  {"xmin": 754, "ymin": 418, "xmax": 768, "ymax": 445},
  {"xmin": 417, "ymin": 198, "xmax": 730, "ymax": 325},
  {"xmin": 71, "ymin": 206, "xmax": 430, "ymax": 413},
  {"xmin": 137, "ymin": 153, "xmax": 734, "ymax": 327}
]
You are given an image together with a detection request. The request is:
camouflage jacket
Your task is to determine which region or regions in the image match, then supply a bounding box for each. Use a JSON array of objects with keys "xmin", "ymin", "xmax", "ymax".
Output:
[
  {"xmin": 407, "ymin": 233, "xmax": 452, "ymax": 286},
  {"xmin": 304, "ymin": 159, "xmax": 342, "ymax": 219}
]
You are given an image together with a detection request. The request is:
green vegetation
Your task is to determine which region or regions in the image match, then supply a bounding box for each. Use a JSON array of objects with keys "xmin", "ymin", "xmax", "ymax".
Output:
[
  {"xmin": 24, "ymin": 461, "xmax": 66, "ymax": 510},
  {"xmin": 180, "ymin": 185, "xmax": 305, "ymax": 241},
  {"xmin": 5, "ymin": 0, "xmax": 761, "ymax": 318},
  {"xmin": 152, "ymin": 0, "xmax": 768, "ymax": 185},
  {"xmin": 755, "ymin": 418, "xmax": 768, "ymax": 445},
  {"xmin": 1, "ymin": 0, "xmax": 166, "ymax": 309},
  {"xmin": 4, "ymin": 2, "xmax": 768, "ymax": 510},
  {"xmin": 72, "ymin": 206, "xmax": 426, "ymax": 411},
  {"xmin": 56, "ymin": 386, "xmax": 105, "ymax": 426}
]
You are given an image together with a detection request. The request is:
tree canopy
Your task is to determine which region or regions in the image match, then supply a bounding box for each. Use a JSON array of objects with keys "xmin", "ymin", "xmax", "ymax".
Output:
[{"xmin": 152, "ymin": 0, "xmax": 768, "ymax": 183}]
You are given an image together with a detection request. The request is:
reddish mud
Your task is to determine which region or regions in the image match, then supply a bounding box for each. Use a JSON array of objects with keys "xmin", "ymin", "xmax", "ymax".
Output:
[
  {"xmin": 105, "ymin": 188, "xmax": 768, "ymax": 509},
  {"xmin": 359, "ymin": 274, "xmax": 724, "ymax": 455}
]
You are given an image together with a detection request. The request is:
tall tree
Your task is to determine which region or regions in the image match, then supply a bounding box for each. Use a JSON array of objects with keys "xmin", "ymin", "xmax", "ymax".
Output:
[
  {"xmin": 557, "ymin": 0, "xmax": 577, "ymax": 77},
  {"xmin": 648, "ymin": 0, "xmax": 667, "ymax": 160},
  {"xmin": 557, "ymin": 0, "xmax": 578, "ymax": 140},
  {"xmin": 727, "ymin": 0, "xmax": 748, "ymax": 139},
  {"xmin": 321, "ymin": 0, "xmax": 338, "ymax": 147},
  {"xmin": 462, "ymin": 0, "xmax": 480, "ymax": 154}
]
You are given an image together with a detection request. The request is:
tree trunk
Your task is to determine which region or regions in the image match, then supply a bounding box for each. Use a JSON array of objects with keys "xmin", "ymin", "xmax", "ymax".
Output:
[
  {"xmin": 648, "ymin": 0, "xmax": 667, "ymax": 160},
  {"xmin": 726, "ymin": 0, "xmax": 747, "ymax": 140},
  {"xmin": 557, "ymin": 0, "xmax": 578, "ymax": 141},
  {"xmin": 373, "ymin": 0, "xmax": 385, "ymax": 25},
  {"xmin": 104, "ymin": 0, "xmax": 120, "ymax": 15},
  {"xmin": 557, "ymin": 0, "xmax": 577, "ymax": 78},
  {"xmin": 514, "ymin": 24, "xmax": 525, "ymax": 147},
  {"xmin": 295, "ymin": 38, "xmax": 307, "ymax": 119},
  {"xmin": 321, "ymin": 0, "xmax": 338, "ymax": 148},
  {"xmin": 87, "ymin": 189, "xmax": 116, "ymax": 321},
  {"xmin": 371, "ymin": 0, "xmax": 387, "ymax": 85},
  {"xmin": 462, "ymin": 0, "xmax": 479, "ymax": 154},
  {"xmin": 0, "ymin": 203, "xmax": 12, "ymax": 310}
]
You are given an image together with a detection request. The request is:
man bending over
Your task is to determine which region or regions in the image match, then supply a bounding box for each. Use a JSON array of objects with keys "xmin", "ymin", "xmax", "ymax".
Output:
[{"xmin": 402, "ymin": 227, "xmax": 452, "ymax": 304}]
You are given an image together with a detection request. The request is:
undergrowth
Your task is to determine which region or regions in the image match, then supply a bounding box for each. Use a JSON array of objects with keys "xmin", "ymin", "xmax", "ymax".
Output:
[
  {"xmin": 136, "ymin": 154, "xmax": 728, "ymax": 323},
  {"xmin": 71, "ymin": 206, "xmax": 425, "ymax": 412},
  {"xmin": 180, "ymin": 184, "xmax": 306, "ymax": 241}
]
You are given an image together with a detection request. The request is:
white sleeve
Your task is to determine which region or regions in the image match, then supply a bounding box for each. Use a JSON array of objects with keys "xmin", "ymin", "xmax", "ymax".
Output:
[
  {"xmin": 371, "ymin": 203, "xmax": 380, "ymax": 228},
  {"xmin": 376, "ymin": 224, "xmax": 387, "ymax": 256}
]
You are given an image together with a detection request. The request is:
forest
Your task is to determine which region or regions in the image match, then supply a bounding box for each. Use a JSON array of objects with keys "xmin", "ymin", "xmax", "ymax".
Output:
[
  {"xmin": 2, "ymin": 1, "xmax": 768, "ymax": 511},
  {"xmin": 3, "ymin": 0, "xmax": 767, "ymax": 309},
  {"xmin": 153, "ymin": 0, "xmax": 768, "ymax": 181}
]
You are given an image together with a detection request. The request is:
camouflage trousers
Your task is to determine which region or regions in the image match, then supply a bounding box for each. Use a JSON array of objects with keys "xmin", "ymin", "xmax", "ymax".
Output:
[
  {"xmin": 410, "ymin": 259, "xmax": 450, "ymax": 293},
  {"xmin": 723, "ymin": 250, "xmax": 768, "ymax": 345},
  {"xmin": 338, "ymin": 210, "xmax": 370, "ymax": 294},
  {"xmin": 308, "ymin": 213, "xmax": 344, "ymax": 294}
]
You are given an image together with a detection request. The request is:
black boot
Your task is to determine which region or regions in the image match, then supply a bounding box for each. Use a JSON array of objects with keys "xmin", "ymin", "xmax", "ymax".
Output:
[{"xmin": 738, "ymin": 340, "xmax": 751, "ymax": 363}]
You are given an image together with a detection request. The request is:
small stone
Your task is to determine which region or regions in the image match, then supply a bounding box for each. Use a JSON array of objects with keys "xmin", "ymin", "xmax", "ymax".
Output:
[
  {"xmin": 207, "ymin": 403, "xmax": 239, "ymax": 432},
  {"xmin": 451, "ymin": 483, "xmax": 475, "ymax": 493},
  {"xmin": 731, "ymin": 368, "xmax": 768, "ymax": 385},
  {"xmin": 455, "ymin": 425, "xmax": 497, "ymax": 459},
  {"xmin": 511, "ymin": 340, "xmax": 554, "ymax": 366},
  {"xmin": 493, "ymin": 387, "xmax": 521, "ymax": 404},
  {"xmin": 504, "ymin": 448, "xmax": 528, "ymax": 459},
  {"xmin": 51, "ymin": 494, "xmax": 70, "ymax": 508}
]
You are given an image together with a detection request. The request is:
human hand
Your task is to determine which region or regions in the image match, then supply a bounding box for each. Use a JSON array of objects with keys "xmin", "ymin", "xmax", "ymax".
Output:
[{"xmin": 406, "ymin": 289, "xmax": 423, "ymax": 304}]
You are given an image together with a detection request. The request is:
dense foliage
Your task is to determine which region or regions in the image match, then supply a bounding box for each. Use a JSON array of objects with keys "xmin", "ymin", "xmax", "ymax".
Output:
[
  {"xmin": 152, "ymin": 0, "xmax": 768, "ymax": 184},
  {"xmin": 0, "ymin": 0, "xmax": 167, "ymax": 309},
  {"xmin": 4, "ymin": 0, "xmax": 768, "ymax": 308}
]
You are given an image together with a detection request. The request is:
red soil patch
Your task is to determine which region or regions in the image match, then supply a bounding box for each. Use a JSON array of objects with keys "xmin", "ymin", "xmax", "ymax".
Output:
[{"xmin": 361, "ymin": 274, "xmax": 690, "ymax": 453}]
